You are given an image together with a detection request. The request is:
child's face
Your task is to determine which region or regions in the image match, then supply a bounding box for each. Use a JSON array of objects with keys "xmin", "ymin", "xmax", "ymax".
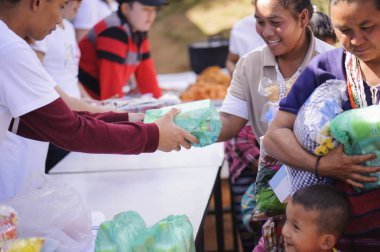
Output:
[
  {"xmin": 282, "ymin": 201, "xmax": 331, "ymax": 252},
  {"xmin": 124, "ymin": 2, "xmax": 157, "ymax": 32}
]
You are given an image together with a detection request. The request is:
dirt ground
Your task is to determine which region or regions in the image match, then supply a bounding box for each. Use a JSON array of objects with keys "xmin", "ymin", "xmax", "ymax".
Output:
[{"xmin": 149, "ymin": 11, "xmax": 206, "ymax": 73}]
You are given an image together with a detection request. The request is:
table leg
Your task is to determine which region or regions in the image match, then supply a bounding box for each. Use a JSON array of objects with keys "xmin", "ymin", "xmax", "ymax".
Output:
[
  {"xmin": 195, "ymin": 224, "xmax": 205, "ymax": 252},
  {"xmin": 214, "ymin": 163, "xmax": 225, "ymax": 251}
]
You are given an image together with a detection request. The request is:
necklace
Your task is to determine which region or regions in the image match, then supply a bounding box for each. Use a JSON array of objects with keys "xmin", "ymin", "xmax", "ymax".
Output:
[{"xmin": 345, "ymin": 52, "xmax": 368, "ymax": 108}]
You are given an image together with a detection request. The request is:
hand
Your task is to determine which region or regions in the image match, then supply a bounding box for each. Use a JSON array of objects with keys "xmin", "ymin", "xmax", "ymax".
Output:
[
  {"xmin": 318, "ymin": 145, "xmax": 380, "ymax": 188},
  {"xmin": 154, "ymin": 108, "xmax": 198, "ymax": 152},
  {"xmin": 128, "ymin": 113, "xmax": 145, "ymax": 122}
]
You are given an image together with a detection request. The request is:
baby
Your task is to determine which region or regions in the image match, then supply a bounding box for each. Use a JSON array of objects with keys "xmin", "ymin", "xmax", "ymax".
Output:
[{"xmin": 282, "ymin": 185, "xmax": 350, "ymax": 252}]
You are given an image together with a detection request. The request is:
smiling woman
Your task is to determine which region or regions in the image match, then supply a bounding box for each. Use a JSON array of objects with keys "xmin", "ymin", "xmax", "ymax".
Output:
[
  {"xmin": 217, "ymin": 0, "xmax": 332, "ymax": 142},
  {"xmin": 262, "ymin": 0, "xmax": 380, "ymax": 250}
]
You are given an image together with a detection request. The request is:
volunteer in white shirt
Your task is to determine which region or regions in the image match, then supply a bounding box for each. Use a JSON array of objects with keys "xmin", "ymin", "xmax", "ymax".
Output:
[
  {"xmin": 0, "ymin": 0, "xmax": 197, "ymax": 202},
  {"xmin": 72, "ymin": 0, "xmax": 118, "ymax": 41},
  {"xmin": 226, "ymin": 10, "xmax": 265, "ymax": 75}
]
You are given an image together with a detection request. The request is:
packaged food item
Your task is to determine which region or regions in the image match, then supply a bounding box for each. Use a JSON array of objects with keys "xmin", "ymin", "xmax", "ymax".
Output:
[
  {"xmin": 144, "ymin": 99, "xmax": 222, "ymax": 147},
  {"xmin": 95, "ymin": 211, "xmax": 195, "ymax": 252},
  {"xmin": 4, "ymin": 238, "xmax": 44, "ymax": 252},
  {"xmin": 97, "ymin": 93, "xmax": 181, "ymax": 113},
  {"xmin": 0, "ymin": 205, "xmax": 17, "ymax": 243},
  {"xmin": 330, "ymin": 104, "xmax": 380, "ymax": 190},
  {"xmin": 287, "ymin": 80, "xmax": 346, "ymax": 195},
  {"xmin": 180, "ymin": 66, "xmax": 230, "ymax": 101}
]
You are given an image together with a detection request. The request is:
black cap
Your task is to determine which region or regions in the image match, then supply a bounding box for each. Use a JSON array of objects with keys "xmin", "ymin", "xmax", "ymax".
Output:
[{"xmin": 119, "ymin": 0, "xmax": 167, "ymax": 6}]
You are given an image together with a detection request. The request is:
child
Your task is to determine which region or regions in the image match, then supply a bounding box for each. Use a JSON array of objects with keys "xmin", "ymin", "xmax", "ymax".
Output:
[
  {"xmin": 282, "ymin": 185, "xmax": 350, "ymax": 252},
  {"xmin": 78, "ymin": 0, "xmax": 165, "ymax": 100}
]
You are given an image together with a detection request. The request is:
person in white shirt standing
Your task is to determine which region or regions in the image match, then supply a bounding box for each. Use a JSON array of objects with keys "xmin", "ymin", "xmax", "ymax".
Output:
[
  {"xmin": 223, "ymin": 2, "xmax": 265, "ymax": 251},
  {"xmin": 72, "ymin": 0, "xmax": 118, "ymax": 41},
  {"xmin": 0, "ymin": 0, "xmax": 197, "ymax": 203},
  {"xmin": 0, "ymin": 0, "xmax": 136, "ymax": 201},
  {"xmin": 225, "ymin": 3, "xmax": 265, "ymax": 75}
]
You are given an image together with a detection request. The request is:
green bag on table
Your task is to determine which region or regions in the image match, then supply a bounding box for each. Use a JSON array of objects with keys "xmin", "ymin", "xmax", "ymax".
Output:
[
  {"xmin": 330, "ymin": 105, "xmax": 380, "ymax": 191},
  {"xmin": 144, "ymin": 99, "xmax": 222, "ymax": 147},
  {"xmin": 95, "ymin": 211, "xmax": 196, "ymax": 252}
]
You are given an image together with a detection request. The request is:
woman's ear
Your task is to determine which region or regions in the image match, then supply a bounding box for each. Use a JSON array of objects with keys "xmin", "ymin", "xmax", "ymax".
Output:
[
  {"xmin": 31, "ymin": 0, "xmax": 42, "ymax": 11},
  {"xmin": 299, "ymin": 9, "xmax": 309, "ymax": 28},
  {"xmin": 319, "ymin": 234, "xmax": 336, "ymax": 251},
  {"xmin": 120, "ymin": 2, "xmax": 130, "ymax": 17}
]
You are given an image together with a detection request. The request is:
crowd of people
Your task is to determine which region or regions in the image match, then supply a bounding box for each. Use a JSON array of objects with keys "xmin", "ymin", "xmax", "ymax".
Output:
[{"xmin": 0, "ymin": 0, "xmax": 380, "ymax": 251}]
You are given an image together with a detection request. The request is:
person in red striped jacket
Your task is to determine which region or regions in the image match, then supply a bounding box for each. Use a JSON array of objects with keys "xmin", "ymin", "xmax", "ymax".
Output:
[{"xmin": 78, "ymin": 0, "xmax": 165, "ymax": 100}]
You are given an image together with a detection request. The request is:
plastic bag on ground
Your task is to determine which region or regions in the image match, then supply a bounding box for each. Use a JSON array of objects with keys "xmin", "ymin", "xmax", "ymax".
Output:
[{"xmin": 144, "ymin": 99, "xmax": 222, "ymax": 147}]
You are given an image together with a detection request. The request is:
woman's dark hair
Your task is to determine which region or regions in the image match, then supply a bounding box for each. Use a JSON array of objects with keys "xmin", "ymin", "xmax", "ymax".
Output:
[
  {"xmin": 329, "ymin": 0, "xmax": 380, "ymax": 10},
  {"xmin": 254, "ymin": 0, "xmax": 314, "ymax": 20},
  {"xmin": 309, "ymin": 11, "xmax": 337, "ymax": 42},
  {"xmin": 0, "ymin": 0, "xmax": 21, "ymax": 3}
]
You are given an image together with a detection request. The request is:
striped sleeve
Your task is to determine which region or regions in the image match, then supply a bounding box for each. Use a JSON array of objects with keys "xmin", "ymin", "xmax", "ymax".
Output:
[{"xmin": 135, "ymin": 38, "xmax": 162, "ymax": 98}]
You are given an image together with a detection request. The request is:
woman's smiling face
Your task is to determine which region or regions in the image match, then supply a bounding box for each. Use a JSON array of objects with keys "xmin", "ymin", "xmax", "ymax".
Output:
[{"xmin": 254, "ymin": 0, "xmax": 307, "ymax": 57}]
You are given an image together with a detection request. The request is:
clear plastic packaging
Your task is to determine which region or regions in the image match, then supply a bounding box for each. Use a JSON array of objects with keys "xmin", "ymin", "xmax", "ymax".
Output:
[{"xmin": 144, "ymin": 99, "xmax": 222, "ymax": 147}]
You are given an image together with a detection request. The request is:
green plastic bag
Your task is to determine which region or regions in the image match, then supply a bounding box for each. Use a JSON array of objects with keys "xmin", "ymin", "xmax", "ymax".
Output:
[
  {"xmin": 95, "ymin": 211, "xmax": 196, "ymax": 252},
  {"xmin": 132, "ymin": 215, "xmax": 195, "ymax": 252},
  {"xmin": 330, "ymin": 105, "xmax": 380, "ymax": 190},
  {"xmin": 144, "ymin": 99, "xmax": 222, "ymax": 147},
  {"xmin": 95, "ymin": 211, "xmax": 146, "ymax": 252}
]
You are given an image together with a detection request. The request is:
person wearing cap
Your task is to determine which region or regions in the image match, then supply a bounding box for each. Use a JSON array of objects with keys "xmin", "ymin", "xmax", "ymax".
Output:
[{"xmin": 78, "ymin": 0, "xmax": 165, "ymax": 100}]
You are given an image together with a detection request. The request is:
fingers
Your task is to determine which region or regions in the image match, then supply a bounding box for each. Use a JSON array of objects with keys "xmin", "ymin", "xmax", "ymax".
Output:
[
  {"xmin": 183, "ymin": 131, "xmax": 198, "ymax": 145},
  {"xmin": 344, "ymin": 166, "xmax": 379, "ymax": 189},
  {"xmin": 180, "ymin": 139, "xmax": 192, "ymax": 150},
  {"xmin": 350, "ymin": 172, "xmax": 378, "ymax": 183},
  {"xmin": 164, "ymin": 108, "xmax": 181, "ymax": 119},
  {"xmin": 350, "ymin": 152, "xmax": 377, "ymax": 164},
  {"xmin": 351, "ymin": 165, "xmax": 380, "ymax": 175},
  {"xmin": 346, "ymin": 179, "xmax": 364, "ymax": 189}
]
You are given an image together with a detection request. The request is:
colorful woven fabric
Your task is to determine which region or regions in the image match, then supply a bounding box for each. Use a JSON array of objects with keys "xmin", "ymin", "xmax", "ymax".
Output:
[{"xmin": 224, "ymin": 125, "xmax": 260, "ymax": 182}]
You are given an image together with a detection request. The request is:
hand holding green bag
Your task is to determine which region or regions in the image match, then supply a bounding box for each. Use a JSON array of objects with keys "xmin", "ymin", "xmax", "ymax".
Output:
[
  {"xmin": 144, "ymin": 99, "xmax": 222, "ymax": 147},
  {"xmin": 330, "ymin": 105, "xmax": 380, "ymax": 191}
]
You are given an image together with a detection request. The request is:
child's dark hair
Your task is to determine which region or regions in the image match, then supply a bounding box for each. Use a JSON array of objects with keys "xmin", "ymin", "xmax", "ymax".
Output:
[
  {"xmin": 309, "ymin": 11, "xmax": 336, "ymax": 43},
  {"xmin": 292, "ymin": 184, "xmax": 350, "ymax": 237},
  {"xmin": 329, "ymin": 0, "xmax": 380, "ymax": 10},
  {"xmin": 254, "ymin": 0, "xmax": 314, "ymax": 20}
]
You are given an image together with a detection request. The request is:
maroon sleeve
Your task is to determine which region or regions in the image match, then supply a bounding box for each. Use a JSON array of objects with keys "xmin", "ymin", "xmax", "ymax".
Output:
[
  {"xmin": 16, "ymin": 98, "xmax": 158, "ymax": 154},
  {"xmin": 75, "ymin": 111, "xmax": 129, "ymax": 123}
]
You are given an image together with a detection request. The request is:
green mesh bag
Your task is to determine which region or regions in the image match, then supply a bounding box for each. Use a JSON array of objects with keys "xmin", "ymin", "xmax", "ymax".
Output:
[
  {"xmin": 330, "ymin": 105, "xmax": 380, "ymax": 191},
  {"xmin": 95, "ymin": 211, "xmax": 195, "ymax": 252},
  {"xmin": 144, "ymin": 99, "xmax": 222, "ymax": 147}
]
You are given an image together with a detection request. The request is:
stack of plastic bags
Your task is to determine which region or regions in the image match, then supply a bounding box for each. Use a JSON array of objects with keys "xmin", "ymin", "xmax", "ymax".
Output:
[{"xmin": 95, "ymin": 211, "xmax": 196, "ymax": 252}]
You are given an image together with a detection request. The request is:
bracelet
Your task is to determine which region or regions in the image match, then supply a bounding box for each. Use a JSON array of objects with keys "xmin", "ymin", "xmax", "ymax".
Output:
[{"xmin": 314, "ymin": 156, "xmax": 324, "ymax": 181}]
